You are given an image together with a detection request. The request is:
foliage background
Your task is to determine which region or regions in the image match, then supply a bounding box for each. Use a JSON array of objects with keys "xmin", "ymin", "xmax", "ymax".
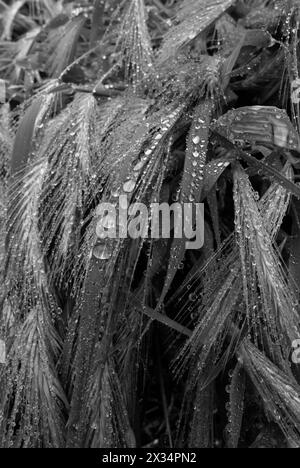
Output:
[{"xmin": 0, "ymin": 0, "xmax": 300, "ymax": 448}]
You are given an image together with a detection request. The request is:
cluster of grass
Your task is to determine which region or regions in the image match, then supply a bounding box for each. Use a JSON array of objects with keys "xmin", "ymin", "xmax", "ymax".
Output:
[{"xmin": 0, "ymin": 0, "xmax": 300, "ymax": 448}]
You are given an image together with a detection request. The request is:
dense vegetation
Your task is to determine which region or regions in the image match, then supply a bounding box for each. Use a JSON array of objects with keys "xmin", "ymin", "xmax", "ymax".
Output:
[{"xmin": 1, "ymin": 0, "xmax": 300, "ymax": 448}]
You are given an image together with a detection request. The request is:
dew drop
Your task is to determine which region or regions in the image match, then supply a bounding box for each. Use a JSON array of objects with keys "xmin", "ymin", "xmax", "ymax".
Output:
[
  {"xmin": 188, "ymin": 293, "xmax": 196, "ymax": 302},
  {"xmin": 123, "ymin": 180, "xmax": 136, "ymax": 193},
  {"xmin": 133, "ymin": 161, "xmax": 145, "ymax": 172},
  {"xmin": 92, "ymin": 244, "xmax": 112, "ymax": 260}
]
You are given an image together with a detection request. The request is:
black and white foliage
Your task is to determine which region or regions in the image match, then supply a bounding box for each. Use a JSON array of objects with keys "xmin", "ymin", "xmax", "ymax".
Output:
[{"xmin": 0, "ymin": 0, "xmax": 300, "ymax": 449}]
